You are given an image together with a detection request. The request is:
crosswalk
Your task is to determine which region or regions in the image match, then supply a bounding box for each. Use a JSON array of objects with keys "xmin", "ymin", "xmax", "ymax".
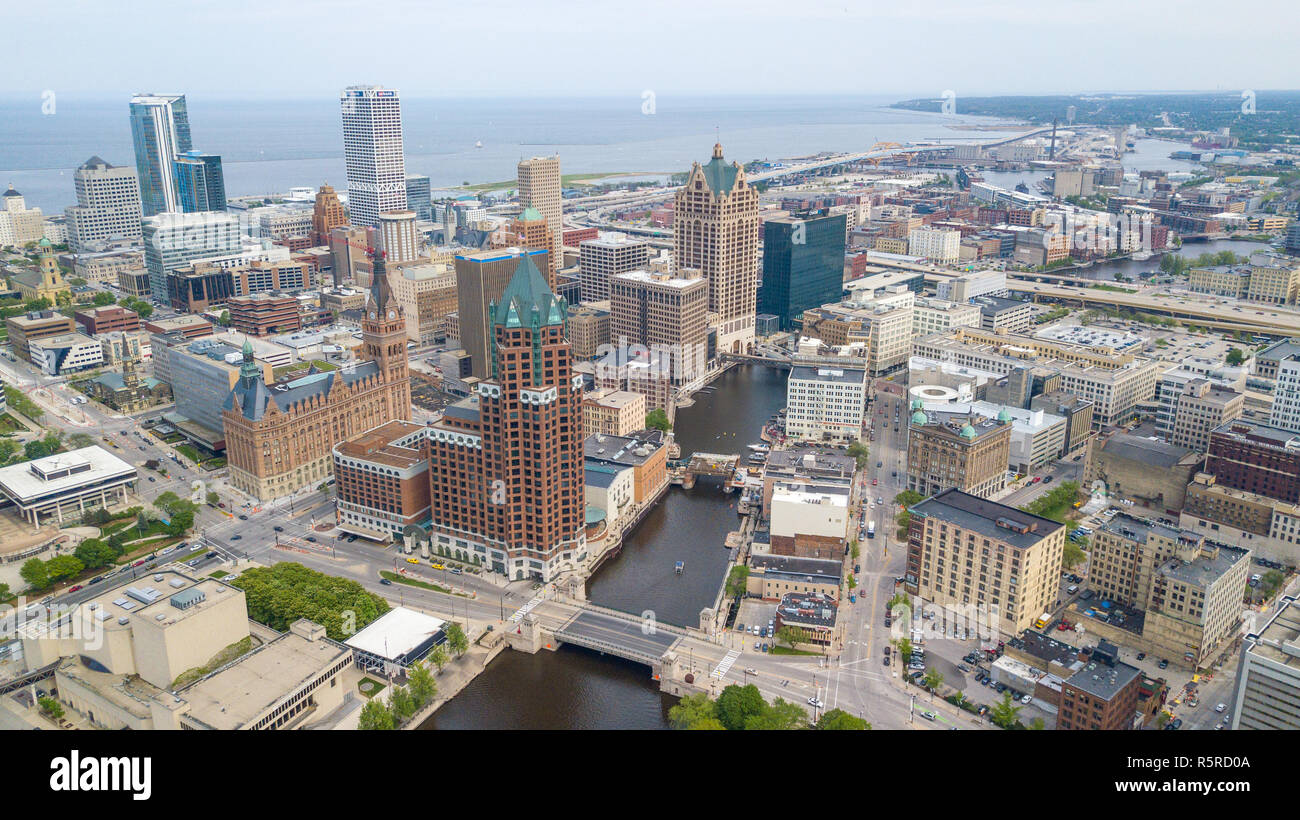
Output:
[
  {"xmin": 508, "ymin": 595, "xmax": 544, "ymax": 623},
  {"xmin": 711, "ymin": 650, "xmax": 741, "ymax": 679}
]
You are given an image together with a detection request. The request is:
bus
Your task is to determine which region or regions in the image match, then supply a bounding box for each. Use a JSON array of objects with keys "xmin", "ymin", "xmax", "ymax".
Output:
[{"xmin": 867, "ymin": 520, "xmax": 876, "ymax": 539}]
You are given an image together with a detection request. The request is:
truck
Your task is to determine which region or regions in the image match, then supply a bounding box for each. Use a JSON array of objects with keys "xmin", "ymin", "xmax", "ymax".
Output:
[
  {"xmin": 867, "ymin": 520, "xmax": 876, "ymax": 539},
  {"xmin": 1034, "ymin": 613, "xmax": 1051, "ymax": 630}
]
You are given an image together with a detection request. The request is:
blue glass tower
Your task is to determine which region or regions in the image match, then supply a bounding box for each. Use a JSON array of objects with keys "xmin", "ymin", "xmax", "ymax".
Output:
[
  {"xmin": 759, "ymin": 212, "xmax": 847, "ymax": 331},
  {"xmin": 175, "ymin": 151, "xmax": 228, "ymax": 212},
  {"xmin": 129, "ymin": 94, "xmax": 192, "ymax": 217}
]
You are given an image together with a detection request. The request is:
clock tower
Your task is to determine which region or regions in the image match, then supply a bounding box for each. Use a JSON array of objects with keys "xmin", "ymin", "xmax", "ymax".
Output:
[{"xmin": 361, "ymin": 248, "xmax": 411, "ymax": 415}]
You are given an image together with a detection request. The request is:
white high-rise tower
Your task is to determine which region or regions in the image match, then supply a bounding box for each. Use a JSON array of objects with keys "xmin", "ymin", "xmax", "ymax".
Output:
[{"xmin": 340, "ymin": 85, "xmax": 408, "ymax": 229}]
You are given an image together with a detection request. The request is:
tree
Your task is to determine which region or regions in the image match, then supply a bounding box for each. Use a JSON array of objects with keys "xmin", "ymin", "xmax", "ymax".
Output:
[
  {"xmin": 389, "ymin": 686, "xmax": 417, "ymax": 722},
  {"xmin": 776, "ymin": 625, "xmax": 806, "ymax": 649},
  {"xmin": 1226, "ymin": 347, "xmax": 1245, "ymax": 366},
  {"xmin": 67, "ymin": 432, "xmax": 94, "ymax": 449},
  {"xmin": 689, "ymin": 717, "xmax": 726, "ymax": 730},
  {"xmin": 444, "ymin": 622, "xmax": 469, "ymax": 657},
  {"xmin": 0, "ymin": 438, "xmax": 20, "ymax": 465},
  {"xmin": 846, "ymin": 440, "xmax": 869, "ymax": 468},
  {"xmin": 644, "ymin": 408, "xmax": 672, "ymax": 432},
  {"xmin": 74, "ymin": 539, "xmax": 116, "ymax": 570},
  {"xmin": 898, "ymin": 637, "xmax": 913, "ymax": 663},
  {"xmin": 229, "ymin": 562, "xmax": 389, "ymax": 640},
  {"xmin": 744, "ymin": 697, "xmax": 808, "ymax": 730},
  {"xmin": 358, "ymin": 697, "xmax": 396, "ymax": 730},
  {"xmin": 427, "ymin": 643, "xmax": 449, "ymax": 673},
  {"xmin": 217, "ymin": 310, "xmax": 232, "ymax": 327},
  {"xmin": 92, "ymin": 291, "xmax": 116, "ymax": 307},
  {"xmin": 24, "ymin": 298, "xmax": 51, "ymax": 312},
  {"xmin": 206, "ymin": 491, "xmax": 221, "ymax": 506},
  {"xmin": 0, "ymin": 582, "xmax": 10, "ymax": 601},
  {"xmin": 715, "ymin": 684, "xmax": 766, "ymax": 731},
  {"xmin": 38, "ymin": 697, "xmax": 65, "ymax": 720},
  {"xmin": 1029, "ymin": 717, "xmax": 1046, "ymax": 730},
  {"xmin": 668, "ymin": 692, "xmax": 717, "ymax": 729},
  {"xmin": 407, "ymin": 661, "xmax": 437, "ymax": 707},
  {"xmin": 923, "ymin": 669, "xmax": 944, "ymax": 692},
  {"xmin": 815, "ymin": 708, "xmax": 869, "ymax": 730},
  {"xmin": 1063, "ymin": 540, "xmax": 1087, "ymax": 570},
  {"xmin": 20, "ymin": 558, "xmax": 50, "ymax": 590},
  {"xmin": 725, "ymin": 565, "xmax": 749, "ymax": 598},
  {"xmin": 989, "ymin": 691, "xmax": 1023, "ymax": 729}
]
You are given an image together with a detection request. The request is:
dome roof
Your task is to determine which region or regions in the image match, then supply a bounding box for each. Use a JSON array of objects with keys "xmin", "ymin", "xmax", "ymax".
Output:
[
  {"xmin": 997, "ymin": 408, "xmax": 1012, "ymax": 422},
  {"xmin": 910, "ymin": 398, "xmax": 924, "ymax": 410},
  {"xmin": 959, "ymin": 424, "xmax": 977, "ymax": 439},
  {"xmin": 911, "ymin": 410, "xmax": 928, "ymax": 425}
]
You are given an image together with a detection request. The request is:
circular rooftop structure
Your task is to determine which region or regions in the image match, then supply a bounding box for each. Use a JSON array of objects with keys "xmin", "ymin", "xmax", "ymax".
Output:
[{"xmin": 909, "ymin": 384, "xmax": 959, "ymax": 405}]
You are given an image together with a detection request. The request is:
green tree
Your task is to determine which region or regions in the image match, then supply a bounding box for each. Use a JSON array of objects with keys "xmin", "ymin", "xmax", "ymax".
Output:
[
  {"xmin": 644, "ymin": 408, "xmax": 672, "ymax": 432},
  {"xmin": 20, "ymin": 558, "xmax": 50, "ymax": 590},
  {"xmin": 745, "ymin": 697, "xmax": 810, "ymax": 730},
  {"xmin": 229, "ymin": 562, "xmax": 389, "ymax": 640},
  {"xmin": 776, "ymin": 625, "xmax": 806, "ymax": 649},
  {"xmin": 0, "ymin": 438, "xmax": 20, "ymax": 465},
  {"xmin": 407, "ymin": 662, "xmax": 437, "ymax": 707},
  {"xmin": 206, "ymin": 491, "xmax": 221, "ymax": 506},
  {"xmin": 217, "ymin": 310, "xmax": 232, "ymax": 327},
  {"xmin": 668, "ymin": 691, "xmax": 717, "ymax": 729},
  {"xmin": 1030, "ymin": 717, "xmax": 1046, "ymax": 730},
  {"xmin": 1063, "ymin": 540, "xmax": 1086, "ymax": 570},
  {"xmin": 923, "ymin": 669, "xmax": 944, "ymax": 692},
  {"xmin": 989, "ymin": 691, "xmax": 1023, "ymax": 729},
  {"xmin": 846, "ymin": 440, "xmax": 869, "ymax": 468},
  {"xmin": 390, "ymin": 686, "xmax": 417, "ymax": 721},
  {"xmin": 898, "ymin": 637, "xmax": 913, "ymax": 663},
  {"xmin": 444, "ymin": 622, "xmax": 469, "ymax": 657},
  {"xmin": 38, "ymin": 697, "xmax": 65, "ymax": 720},
  {"xmin": 426, "ymin": 643, "xmax": 449, "ymax": 673},
  {"xmin": 92, "ymin": 291, "xmax": 116, "ymax": 307},
  {"xmin": 1226, "ymin": 347, "xmax": 1245, "ymax": 366},
  {"xmin": 689, "ymin": 717, "xmax": 726, "ymax": 730},
  {"xmin": 725, "ymin": 565, "xmax": 750, "ymax": 598},
  {"xmin": 45, "ymin": 555, "xmax": 84, "ymax": 584},
  {"xmin": 715, "ymin": 683, "xmax": 766, "ymax": 731},
  {"xmin": 0, "ymin": 582, "xmax": 10, "ymax": 601},
  {"xmin": 358, "ymin": 697, "xmax": 396, "ymax": 730},
  {"xmin": 74, "ymin": 539, "xmax": 116, "ymax": 570},
  {"xmin": 67, "ymin": 432, "xmax": 95, "ymax": 449},
  {"xmin": 815, "ymin": 708, "xmax": 870, "ymax": 730},
  {"xmin": 25, "ymin": 298, "xmax": 51, "ymax": 312}
]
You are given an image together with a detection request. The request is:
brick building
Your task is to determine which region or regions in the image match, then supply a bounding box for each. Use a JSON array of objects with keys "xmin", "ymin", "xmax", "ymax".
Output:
[
  {"xmin": 74, "ymin": 305, "xmax": 141, "ymax": 336},
  {"xmin": 333, "ymin": 420, "xmax": 431, "ymax": 540},
  {"xmin": 227, "ymin": 293, "xmax": 303, "ymax": 337}
]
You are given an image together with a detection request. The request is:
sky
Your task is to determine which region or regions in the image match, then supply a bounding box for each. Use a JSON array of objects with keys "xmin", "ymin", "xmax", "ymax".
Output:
[{"xmin": 6, "ymin": 0, "xmax": 1299, "ymax": 101}]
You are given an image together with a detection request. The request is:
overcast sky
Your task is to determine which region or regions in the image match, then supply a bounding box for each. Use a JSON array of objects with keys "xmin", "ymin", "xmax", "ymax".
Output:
[{"xmin": 8, "ymin": 0, "xmax": 1298, "ymax": 100}]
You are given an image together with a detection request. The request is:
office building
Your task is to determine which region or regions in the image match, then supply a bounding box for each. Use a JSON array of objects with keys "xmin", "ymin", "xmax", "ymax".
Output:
[
  {"xmin": 74, "ymin": 305, "xmax": 140, "ymax": 336},
  {"xmin": 64, "ymin": 156, "xmax": 143, "ymax": 252},
  {"xmin": 769, "ymin": 482, "xmax": 851, "ymax": 560},
  {"xmin": 758, "ymin": 213, "xmax": 847, "ymax": 331},
  {"xmin": 312, "ymin": 184, "xmax": 348, "ymax": 245},
  {"xmin": 905, "ymin": 489, "xmax": 1066, "ymax": 634},
  {"xmin": 340, "ymin": 85, "xmax": 407, "ymax": 228},
  {"xmin": 1164, "ymin": 379, "xmax": 1244, "ymax": 453},
  {"xmin": 174, "ymin": 150, "xmax": 227, "ymax": 212},
  {"xmin": 155, "ymin": 336, "xmax": 274, "ymax": 450},
  {"xmin": 785, "ymin": 365, "xmax": 868, "ymax": 444},
  {"xmin": 609, "ymin": 268, "xmax": 709, "ymax": 385},
  {"xmin": 129, "ymin": 93, "xmax": 191, "ymax": 216},
  {"xmin": 566, "ymin": 303, "xmax": 610, "ymax": 360},
  {"xmin": 29, "ymin": 332, "xmax": 105, "ymax": 376},
  {"xmin": 0, "ymin": 446, "xmax": 136, "ymax": 527},
  {"xmin": 582, "ymin": 389, "xmax": 647, "ymax": 438},
  {"xmin": 405, "ymin": 174, "xmax": 432, "ymax": 221},
  {"xmin": 0, "ymin": 186, "xmax": 45, "ymax": 248},
  {"xmin": 1270, "ymin": 354, "xmax": 1300, "ymax": 433},
  {"xmin": 494, "ymin": 207, "xmax": 557, "ymax": 287},
  {"xmin": 142, "ymin": 211, "xmax": 243, "ymax": 302},
  {"xmin": 1230, "ymin": 596, "xmax": 1300, "ymax": 730},
  {"xmin": 378, "ymin": 209, "xmax": 420, "ymax": 264},
  {"xmin": 912, "ymin": 296, "xmax": 981, "ymax": 338},
  {"xmin": 454, "ymin": 247, "xmax": 549, "ymax": 379},
  {"xmin": 971, "ymin": 295, "xmax": 1032, "ymax": 334},
  {"xmin": 674, "ymin": 143, "xmax": 760, "ymax": 355},
  {"xmin": 1030, "ymin": 391, "xmax": 1094, "ymax": 457},
  {"xmin": 333, "ymin": 420, "xmax": 431, "ymax": 539},
  {"xmin": 579, "ymin": 234, "xmax": 650, "ymax": 303},
  {"xmin": 227, "ymin": 294, "xmax": 303, "ymax": 337},
  {"xmin": 222, "ymin": 251, "xmax": 410, "ymax": 499},
  {"xmin": 6, "ymin": 310, "xmax": 76, "ymax": 363},
  {"xmin": 424, "ymin": 254, "xmax": 584, "ymax": 581},
  {"xmin": 392, "ymin": 261, "xmax": 456, "ymax": 344},
  {"xmin": 907, "ymin": 404, "xmax": 1011, "ymax": 498},
  {"xmin": 516, "ymin": 155, "xmax": 563, "ymax": 275},
  {"xmin": 908, "ymin": 227, "xmax": 961, "ymax": 264},
  {"xmin": 1204, "ymin": 418, "xmax": 1300, "ymax": 504}
]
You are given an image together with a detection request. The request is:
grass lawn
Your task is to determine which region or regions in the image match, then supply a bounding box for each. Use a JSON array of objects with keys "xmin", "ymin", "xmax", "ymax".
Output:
[
  {"xmin": 770, "ymin": 646, "xmax": 822, "ymax": 657},
  {"xmin": 378, "ymin": 570, "xmax": 470, "ymax": 597},
  {"xmin": 358, "ymin": 677, "xmax": 387, "ymax": 699}
]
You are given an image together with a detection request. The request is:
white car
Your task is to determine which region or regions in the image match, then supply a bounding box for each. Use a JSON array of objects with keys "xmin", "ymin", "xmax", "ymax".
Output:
[
  {"xmin": 807, "ymin": 697, "xmax": 824, "ymax": 709},
  {"xmin": 1215, "ymin": 702, "xmax": 1227, "ymax": 713},
  {"xmin": 1020, "ymin": 694, "xmax": 1033, "ymax": 705}
]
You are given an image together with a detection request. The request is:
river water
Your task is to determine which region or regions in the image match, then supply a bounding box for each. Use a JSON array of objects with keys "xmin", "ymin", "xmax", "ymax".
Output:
[{"xmin": 423, "ymin": 363, "xmax": 785, "ymax": 730}]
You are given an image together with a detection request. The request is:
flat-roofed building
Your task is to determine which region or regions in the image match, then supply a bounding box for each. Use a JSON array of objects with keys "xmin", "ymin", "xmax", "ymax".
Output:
[
  {"xmin": 905, "ymin": 488, "xmax": 1066, "ymax": 634},
  {"xmin": 454, "ymin": 247, "xmax": 549, "ymax": 379},
  {"xmin": 0, "ymin": 446, "xmax": 137, "ymax": 527},
  {"xmin": 579, "ymin": 234, "xmax": 650, "ymax": 303},
  {"xmin": 566, "ymin": 302, "xmax": 610, "ymax": 361},
  {"xmin": 582, "ymin": 388, "xmax": 646, "ymax": 438},
  {"xmin": 971, "ymin": 295, "xmax": 1033, "ymax": 335},
  {"xmin": 228, "ymin": 293, "xmax": 303, "ymax": 337},
  {"xmin": 1231, "ymin": 595, "xmax": 1300, "ymax": 730},
  {"xmin": 609, "ymin": 268, "xmax": 708, "ymax": 386},
  {"xmin": 392, "ymin": 261, "xmax": 456, "ymax": 344},
  {"xmin": 1058, "ymin": 641, "xmax": 1143, "ymax": 730},
  {"xmin": 769, "ymin": 482, "xmax": 851, "ymax": 560},
  {"xmin": 6, "ymin": 309, "xmax": 76, "ymax": 363},
  {"xmin": 1204, "ymin": 418, "xmax": 1300, "ymax": 503},
  {"xmin": 143, "ymin": 314, "xmax": 213, "ymax": 339},
  {"xmin": 912, "ymin": 296, "xmax": 981, "ymax": 338},
  {"xmin": 1030, "ymin": 391, "xmax": 1095, "ymax": 457},
  {"xmin": 785, "ymin": 364, "xmax": 868, "ymax": 444},
  {"xmin": 1166, "ymin": 379, "xmax": 1244, "ymax": 453},
  {"xmin": 802, "ymin": 289, "xmax": 911, "ymax": 375},
  {"xmin": 74, "ymin": 305, "xmax": 140, "ymax": 336},
  {"xmin": 29, "ymin": 332, "xmax": 105, "ymax": 376},
  {"xmin": 1086, "ymin": 433, "xmax": 1201, "ymax": 513},
  {"xmin": 333, "ymin": 420, "xmax": 430, "ymax": 540},
  {"xmin": 1246, "ymin": 257, "xmax": 1300, "ymax": 305},
  {"xmin": 747, "ymin": 554, "xmax": 843, "ymax": 601}
]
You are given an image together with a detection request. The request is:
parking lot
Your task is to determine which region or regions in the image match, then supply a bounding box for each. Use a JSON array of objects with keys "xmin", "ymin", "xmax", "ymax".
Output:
[{"xmin": 735, "ymin": 600, "xmax": 780, "ymax": 649}]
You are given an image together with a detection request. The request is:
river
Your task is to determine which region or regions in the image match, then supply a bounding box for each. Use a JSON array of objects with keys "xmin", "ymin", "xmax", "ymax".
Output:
[{"xmin": 422, "ymin": 363, "xmax": 786, "ymax": 730}]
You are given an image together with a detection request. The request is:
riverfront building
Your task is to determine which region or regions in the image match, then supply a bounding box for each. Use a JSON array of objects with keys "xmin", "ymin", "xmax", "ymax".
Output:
[
  {"xmin": 609, "ymin": 268, "xmax": 709, "ymax": 385},
  {"xmin": 579, "ymin": 234, "xmax": 650, "ymax": 303},
  {"xmin": 423, "ymin": 254, "xmax": 584, "ymax": 582},
  {"xmin": 758, "ymin": 212, "xmax": 847, "ymax": 331},
  {"xmin": 784, "ymin": 365, "xmax": 868, "ymax": 444}
]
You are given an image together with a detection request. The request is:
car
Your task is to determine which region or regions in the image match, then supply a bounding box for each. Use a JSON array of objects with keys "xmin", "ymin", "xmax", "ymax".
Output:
[
  {"xmin": 957, "ymin": 664, "xmax": 971, "ymax": 673},
  {"xmin": 882, "ymin": 655, "xmax": 890, "ymax": 666},
  {"xmin": 743, "ymin": 667, "xmax": 758, "ymax": 675},
  {"xmin": 977, "ymin": 705, "xmax": 990, "ymax": 717},
  {"xmin": 406, "ymin": 557, "xmax": 419, "ymax": 564},
  {"xmin": 432, "ymin": 563, "xmax": 445, "ymax": 570},
  {"xmin": 238, "ymin": 514, "xmax": 249, "ymax": 520},
  {"xmin": 1158, "ymin": 659, "xmax": 1169, "ymax": 669},
  {"xmin": 808, "ymin": 697, "xmax": 825, "ymax": 708},
  {"xmin": 230, "ymin": 534, "xmax": 242, "ymax": 541},
  {"xmin": 884, "ymin": 617, "xmax": 891, "ymax": 628},
  {"xmin": 305, "ymin": 536, "xmax": 317, "ymax": 543},
  {"xmin": 450, "ymin": 567, "xmax": 463, "ymax": 575},
  {"xmin": 1043, "ymin": 476, "xmax": 1054, "ymax": 483},
  {"xmin": 754, "ymin": 641, "xmax": 760, "ymax": 649},
  {"xmin": 346, "ymin": 535, "xmax": 358, "ymax": 543},
  {"xmin": 147, "ymin": 476, "xmax": 155, "ymax": 482},
  {"xmin": 1080, "ymin": 590, "xmax": 1095, "ymax": 601},
  {"xmin": 1067, "ymin": 584, "xmax": 1079, "ymax": 595},
  {"xmin": 132, "ymin": 559, "xmax": 145, "ymax": 567},
  {"xmin": 995, "ymin": 683, "xmax": 1007, "ymax": 693},
  {"xmin": 69, "ymin": 584, "xmax": 83, "ymax": 592},
  {"xmin": 872, "ymin": 478, "xmax": 878, "ymax": 486},
  {"xmin": 1215, "ymin": 702, "xmax": 1227, "ymax": 713},
  {"xmin": 1167, "ymin": 718, "xmax": 1183, "ymax": 730},
  {"xmin": 218, "ymin": 502, "xmax": 226, "ymax": 509},
  {"xmin": 1020, "ymin": 694, "xmax": 1032, "ymax": 705},
  {"xmin": 737, "ymin": 623, "xmax": 745, "ymax": 632},
  {"xmin": 205, "ymin": 551, "xmax": 218, "ymax": 559},
  {"xmin": 921, "ymin": 711, "xmax": 937, "ymax": 721},
  {"xmin": 876, "ymin": 497, "xmax": 883, "ymax": 506},
  {"xmin": 877, "ymin": 462, "xmax": 882, "ymax": 468},
  {"xmin": 379, "ymin": 579, "xmax": 393, "ymax": 585},
  {"xmin": 273, "ymin": 526, "xmax": 284, "ymax": 532}
]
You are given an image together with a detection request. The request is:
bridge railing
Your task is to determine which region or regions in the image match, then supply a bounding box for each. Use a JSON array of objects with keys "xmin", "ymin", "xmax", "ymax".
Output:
[{"xmin": 552, "ymin": 628, "xmax": 673, "ymax": 666}]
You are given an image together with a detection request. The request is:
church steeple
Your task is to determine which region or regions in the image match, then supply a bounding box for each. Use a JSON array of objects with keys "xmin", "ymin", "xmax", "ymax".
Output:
[{"xmin": 361, "ymin": 246, "xmax": 410, "ymax": 417}]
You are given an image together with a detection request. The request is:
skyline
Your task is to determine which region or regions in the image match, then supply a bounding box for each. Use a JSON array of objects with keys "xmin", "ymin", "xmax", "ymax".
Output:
[{"xmin": 7, "ymin": 0, "xmax": 1299, "ymax": 99}]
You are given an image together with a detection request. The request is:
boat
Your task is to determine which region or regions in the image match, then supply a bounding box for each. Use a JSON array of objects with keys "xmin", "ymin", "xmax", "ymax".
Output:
[
  {"xmin": 675, "ymin": 561, "xmax": 684, "ymax": 574},
  {"xmin": 747, "ymin": 443, "xmax": 770, "ymax": 452},
  {"xmin": 1131, "ymin": 250, "xmax": 1153, "ymax": 261},
  {"xmin": 475, "ymin": 140, "xmax": 483, "ymax": 149}
]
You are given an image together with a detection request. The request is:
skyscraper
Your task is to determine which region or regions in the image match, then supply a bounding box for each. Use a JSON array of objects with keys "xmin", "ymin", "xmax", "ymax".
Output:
[
  {"xmin": 454, "ymin": 247, "xmax": 549, "ymax": 379},
  {"xmin": 405, "ymin": 174, "xmax": 432, "ymax": 221},
  {"xmin": 516, "ymin": 155, "xmax": 563, "ymax": 273},
  {"xmin": 174, "ymin": 151, "xmax": 227, "ymax": 213},
  {"xmin": 424, "ymin": 253, "xmax": 584, "ymax": 581},
  {"xmin": 129, "ymin": 94, "xmax": 192, "ymax": 217},
  {"xmin": 142, "ymin": 211, "xmax": 242, "ymax": 302},
  {"xmin": 674, "ymin": 143, "xmax": 760, "ymax": 355},
  {"xmin": 759, "ymin": 212, "xmax": 847, "ymax": 331},
  {"xmin": 340, "ymin": 85, "xmax": 408, "ymax": 228},
  {"xmin": 378, "ymin": 210, "xmax": 420, "ymax": 265},
  {"xmin": 312, "ymin": 184, "xmax": 347, "ymax": 245},
  {"xmin": 64, "ymin": 156, "xmax": 143, "ymax": 252}
]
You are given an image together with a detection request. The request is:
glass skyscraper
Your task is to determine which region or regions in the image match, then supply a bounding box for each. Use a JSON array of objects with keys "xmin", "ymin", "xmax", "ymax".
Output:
[
  {"xmin": 129, "ymin": 94, "xmax": 192, "ymax": 217},
  {"xmin": 175, "ymin": 151, "xmax": 228, "ymax": 213},
  {"xmin": 759, "ymin": 212, "xmax": 847, "ymax": 331}
]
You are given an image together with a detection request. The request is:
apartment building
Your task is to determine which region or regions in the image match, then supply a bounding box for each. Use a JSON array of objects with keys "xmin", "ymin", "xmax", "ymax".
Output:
[
  {"xmin": 581, "ymin": 389, "xmax": 647, "ymax": 438},
  {"xmin": 905, "ymin": 489, "xmax": 1066, "ymax": 635},
  {"xmin": 908, "ymin": 227, "xmax": 961, "ymax": 263},
  {"xmin": 332, "ymin": 420, "xmax": 431, "ymax": 539},
  {"xmin": 1230, "ymin": 596, "xmax": 1300, "ymax": 730},
  {"xmin": 1165, "ymin": 379, "xmax": 1244, "ymax": 453},
  {"xmin": 912, "ymin": 296, "xmax": 981, "ymax": 338},
  {"xmin": 785, "ymin": 365, "xmax": 868, "ymax": 444},
  {"xmin": 579, "ymin": 234, "xmax": 650, "ymax": 303}
]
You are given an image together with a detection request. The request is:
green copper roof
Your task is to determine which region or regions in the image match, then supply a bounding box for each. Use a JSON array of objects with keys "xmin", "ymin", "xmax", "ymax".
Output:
[
  {"xmin": 519, "ymin": 205, "xmax": 543, "ymax": 221},
  {"xmin": 703, "ymin": 156, "xmax": 738, "ymax": 194},
  {"xmin": 37, "ymin": 237, "xmax": 52, "ymax": 248},
  {"xmin": 491, "ymin": 253, "xmax": 566, "ymax": 328},
  {"xmin": 911, "ymin": 410, "xmax": 928, "ymax": 425},
  {"xmin": 911, "ymin": 398, "xmax": 924, "ymax": 410},
  {"xmin": 960, "ymin": 424, "xmax": 977, "ymax": 439},
  {"xmin": 997, "ymin": 408, "xmax": 1012, "ymax": 422}
]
